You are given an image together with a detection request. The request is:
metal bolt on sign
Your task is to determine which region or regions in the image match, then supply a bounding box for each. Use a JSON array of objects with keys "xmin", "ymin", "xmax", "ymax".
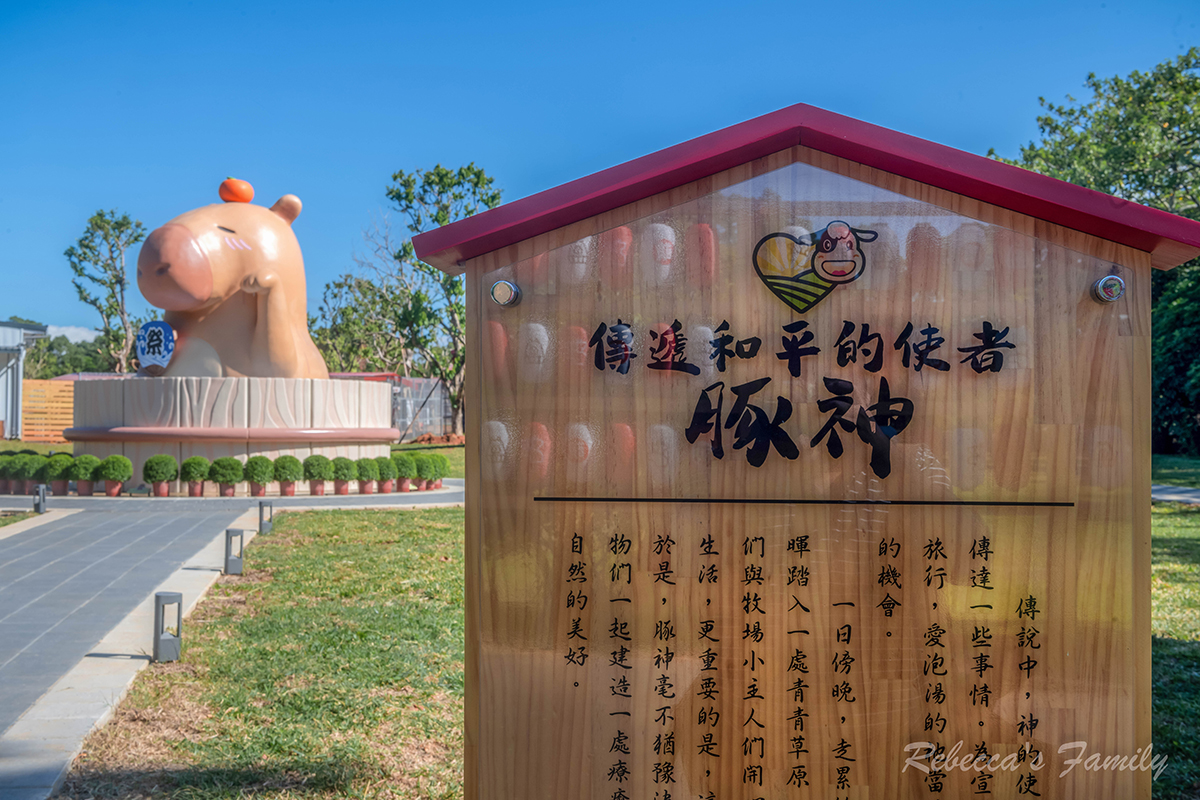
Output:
[
  {"xmin": 225, "ymin": 529, "xmax": 245, "ymax": 575},
  {"xmin": 153, "ymin": 591, "xmax": 182, "ymax": 663},
  {"xmin": 1092, "ymin": 275, "xmax": 1126, "ymax": 303},
  {"xmin": 259, "ymin": 500, "xmax": 273, "ymax": 534},
  {"xmin": 490, "ymin": 280, "xmax": 521, "ymax": 307}
]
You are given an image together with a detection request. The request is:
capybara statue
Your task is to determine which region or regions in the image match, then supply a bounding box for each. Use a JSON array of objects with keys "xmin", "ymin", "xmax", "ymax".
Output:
[{"xmin": 136, "ymin": 179, "xmax": 329, "ymax": 379}]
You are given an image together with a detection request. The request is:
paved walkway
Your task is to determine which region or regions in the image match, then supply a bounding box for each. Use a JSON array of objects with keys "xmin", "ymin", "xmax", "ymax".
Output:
[
  {"xmin": 1151, "ymin": 483, "xmax": 1200, "ymax": 504},
  {"xmin": 0, "ymin": 508, "xmax": 252, "ymax": 739},
  {"xmin": 0, "ymin": 478, "xmax": 464, "ymax": 513},
  {"xmin": 0, "ymin": 482, "xmax": 464, "ymax": 799}
]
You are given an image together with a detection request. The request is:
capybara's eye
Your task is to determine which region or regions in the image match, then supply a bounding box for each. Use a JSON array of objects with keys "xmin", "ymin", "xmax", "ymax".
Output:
[
  {"xmin": 217, "ymin": 225, "xmax": 237, "ymax": 233},
  {"xmin": 821, "ymin": 238, "xmax": 835, "ymax": 252}
]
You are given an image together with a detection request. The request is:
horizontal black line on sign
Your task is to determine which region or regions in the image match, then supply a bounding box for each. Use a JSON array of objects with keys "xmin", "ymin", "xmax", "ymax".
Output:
[{"xmin": 533, "ymin": 497, "xmax": 1074, "ymax": 508}]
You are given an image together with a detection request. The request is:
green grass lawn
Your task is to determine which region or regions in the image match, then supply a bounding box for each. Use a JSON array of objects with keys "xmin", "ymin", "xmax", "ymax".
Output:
[
  {"xmin": 60, "ymin": 500, "xmax": 1200, "ymax": 798},
  {"xmin": 0, "ymin": 511, "xmax": 32, "ymax": 528},
  {"xmin": 1153, "ymin": 454, "xmax": 1200, "ymax": 488},
  {"xmin": 393, "ymin": 444, "xmax": 464, "ymax": 479},
  {"xmin": 1151, "ymin": 502, "xmax": 1200, "ymax": 799}
]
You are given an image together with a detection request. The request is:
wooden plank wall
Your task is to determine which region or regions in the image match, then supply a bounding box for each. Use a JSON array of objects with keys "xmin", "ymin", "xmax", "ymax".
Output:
[{"xmin": 21, "ymin": 379, "xmax": 73, "ymax": 443}]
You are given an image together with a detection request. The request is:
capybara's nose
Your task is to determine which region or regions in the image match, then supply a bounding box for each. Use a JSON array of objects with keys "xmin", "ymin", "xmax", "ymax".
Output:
[{"xmin": 137, "ymin": 224, "xmax": 213, "ymax": 311}]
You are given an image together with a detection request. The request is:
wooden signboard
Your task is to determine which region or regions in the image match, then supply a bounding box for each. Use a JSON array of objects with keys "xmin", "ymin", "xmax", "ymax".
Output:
[{"xmin": 418, "ymin": 106, "xmax": 1200, "ymax": 800}]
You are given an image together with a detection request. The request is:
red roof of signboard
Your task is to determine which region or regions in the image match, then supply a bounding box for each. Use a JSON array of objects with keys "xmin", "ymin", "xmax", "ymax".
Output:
[{"xmin": 413, "ymin": 103, "xmax": 1200, "ymax": 273}]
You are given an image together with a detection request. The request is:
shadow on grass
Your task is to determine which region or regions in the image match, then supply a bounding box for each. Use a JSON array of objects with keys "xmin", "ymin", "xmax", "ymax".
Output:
[
  {"xmin": 1153, "ymin": 637, "xmax": 1200, "ymax": 799},
  {"xmin": 1152, "ymin": 536, "xmax": 1200, "ymax": 568},
  {"xmin": 60, "ymin": 757, "xmax": 375, "ymax": 799}
]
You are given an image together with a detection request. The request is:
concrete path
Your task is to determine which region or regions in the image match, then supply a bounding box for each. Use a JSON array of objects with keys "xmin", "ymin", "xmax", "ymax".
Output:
[
  {"xmin": 1151, "ymin": 484, "xmax": 1200, "ymax": 504},
  {"xmin": 0, "ymin": 482, "xmax": 464, "ymax": 799},
  {"xmin": 0, "ymin": 478, "xmax": 464, "ymax": 513}
]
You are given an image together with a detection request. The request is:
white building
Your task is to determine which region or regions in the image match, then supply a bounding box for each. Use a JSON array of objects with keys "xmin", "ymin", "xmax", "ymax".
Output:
[{"xmin": 0, "ymin": 320, "xmax": 48, "ymax": 439}]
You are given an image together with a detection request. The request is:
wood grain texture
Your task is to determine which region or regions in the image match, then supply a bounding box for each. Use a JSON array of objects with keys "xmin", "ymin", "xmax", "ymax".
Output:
[
  {"xmin": 124, "ymin": 378, "xmax": 180, "ymax": 427},
  {"xmin": 73, "ymin": 380, "xmax": 124, "ymax": 428},
  {"xmin": 462, "ymin": 151, "xmax": 1152, "ymax": 799},
  {"xmin": 248, "ymin": 378, "xmax": 312, "ymax": 428},
  {"xmin": 179, "ymin": 377, "xmax": 248, "ymax": 428},
  {"xmin": 312, "ymin": 378, "xmax": 361, "ymax": 428}
]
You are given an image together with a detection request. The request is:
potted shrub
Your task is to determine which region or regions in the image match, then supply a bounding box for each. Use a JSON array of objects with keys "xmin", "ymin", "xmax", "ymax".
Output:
[
  {"xmin": 20, "ymin": 455, "xmax": 48, "ymax": 495},
  {"xmin": 0, "ymin": 454, "xmax": 12, "ymax": 494},
  {"xmin": 210, "ymin": 457, "xmax": 244, "ymax": 497},
  {"xmin": 304, "ymin": 454, "xmax": 333, "ymax": 496},
  {"xmin": 332, "ymin": 457, "xmax": 357, "ymax": 495},
  {"xmin": 142, "ymin": 454, "xmax": 178, "ymax": 497},
  {"xmin": 68, "ymin": 454, "xmax": 101, "ymax": 496},
  {"xmin": 42, "ymin": 454, "xmax": 74, "ymax": 496},
  {"xmin": 97, "ymin": 454, "xmax": 133, "ymax": 497},
  {"xmin": 4, "ymin": 455, "xmax": 27, "ymax": 494},
  {"xmin": 355, "ymin": 457, "xmax": 379, "ymax": 494},
  {"xmin": 244, "ymin": 455, "xmax": 274, "ymax": 497},
  {"xmin": 180, "ymin": 456, "xmax": 211, "ymax": 497},
  {"xmin": 392, "ymin": 452, "xmax": 416, "ymax": 492},
  {"xmin": 413, "ymin": 453, "xmax": 434, "ymax": 491},
  {"xmin": 431, "ymin": 453, "xmax": 450, "ymax": 489},
  {"xmin": 274, "ymin": 455, "xmax": 303, "ymax": 497},
  {"xmin": 375, "ymin": 455, "xmax": 397, "ymax": 493}
]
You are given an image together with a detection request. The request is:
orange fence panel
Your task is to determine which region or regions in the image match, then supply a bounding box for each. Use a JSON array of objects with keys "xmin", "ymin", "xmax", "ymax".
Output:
[{"xmin": 21, "ymin": 380, "xmax": 74, "ymax": 443}]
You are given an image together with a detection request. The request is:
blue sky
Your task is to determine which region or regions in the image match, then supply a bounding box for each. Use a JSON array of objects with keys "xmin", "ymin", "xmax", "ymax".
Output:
[{"xmin": 1, "ymin": 0, "xmax": 1196, "ymax": 336}]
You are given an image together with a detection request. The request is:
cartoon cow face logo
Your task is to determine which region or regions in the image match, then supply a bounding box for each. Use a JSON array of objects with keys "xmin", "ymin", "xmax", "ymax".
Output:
[{"xmin": 753, "ymin": 221, "xmax": 879, "ymax": 314}]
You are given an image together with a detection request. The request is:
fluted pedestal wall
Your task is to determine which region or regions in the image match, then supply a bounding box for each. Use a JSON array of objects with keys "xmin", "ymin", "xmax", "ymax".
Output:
[{"xmin": 65, "ymin": 378, "xmax": 398, "ymax": 495}]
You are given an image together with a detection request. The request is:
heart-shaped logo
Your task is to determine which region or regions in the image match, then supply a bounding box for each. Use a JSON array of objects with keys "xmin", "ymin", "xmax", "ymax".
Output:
[{"xmin": 753, "ymin": 221, "xmax": 878, "ymax": 314}]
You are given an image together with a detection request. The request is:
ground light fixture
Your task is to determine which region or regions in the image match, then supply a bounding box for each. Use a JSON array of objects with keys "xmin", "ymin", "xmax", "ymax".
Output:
[{"xmin": 152, "ymin": 591, "xmax": 182, "ymax": 663}]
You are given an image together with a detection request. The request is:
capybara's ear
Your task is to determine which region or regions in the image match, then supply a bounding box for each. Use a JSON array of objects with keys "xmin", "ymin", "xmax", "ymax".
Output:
[{"xmin": 270, "ymin": 195, "xmax": 302, "ymax": 225}]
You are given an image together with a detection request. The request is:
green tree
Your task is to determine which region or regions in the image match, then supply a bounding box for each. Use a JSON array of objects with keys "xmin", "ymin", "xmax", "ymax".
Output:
[
  {"xmin": 993, "ymin": 48, "xmax": 1200, "ymax": 452},
  {"xmin": 23, "ymin": 335, "xmax": 107, "ymax": 379},
  {"xmin": 6, "ymin": 316, "xmax": 105, "ymax": 379},
  {"xmin": 312, "ymin": 165, "xmax": 501, "ymax": 434},
  {"xmin": 65, "ymin": 210, "xmax": 147, "ymax": 373},
  {"xmin": 311, "ymin": 263, "xmax": 416, "ymax": 376}
]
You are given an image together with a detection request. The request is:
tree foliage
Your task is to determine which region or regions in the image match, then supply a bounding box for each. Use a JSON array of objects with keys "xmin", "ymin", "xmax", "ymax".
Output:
[
  {"xmin": 23, "ymin": 334, "xmax": 108, "ymax": 379},
  {"xmin": 64, "ymin": 210, "xmax": 148, "ymax": 373},
  {"xmin": 311, "ymin": 164, "xmax": 501, "ymax": 434},
  {"xmin": 7, "ymin": 316, "xmax": 106, "ymax": 379},
  {"xmin": 995, "ymin": 48, "xmax": 1200, "ymax": 452}
]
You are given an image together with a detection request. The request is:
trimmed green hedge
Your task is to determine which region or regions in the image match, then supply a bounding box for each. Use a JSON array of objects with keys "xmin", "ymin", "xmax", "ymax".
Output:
[
  {"xmin": 303, "ymin": 454, "xmax": 333, "ymax": 481},
  {"xmin": 180, "ymin": 456, "xmax": 211, "ymax": 483},
  {"xmin": 68, "ymin": 454, "xmax": 101, "ymax": 481},
  {"xmin": 209, "ymin": 457, "xmax": 244, "ymax": 485},
  {"xmin": 413, "ymin": 453, "xmax": 435, "ymax": 481},
  {"xmin": 273, "ymin": 455, "xmax": 303, "ymax": 483},
  {"xmin": 42, "ymin": 453, "xmax": 74, "ymax": 481},
  {"xmin": 332, "ymin": 457, "xmax": 358, "ymax": 481},
  {"xmin": 142, "ymin": 454, "xmax": 178, "ymax": 483},
  {"xmin": 375, "ymin": 455, "xmax": 397, "ymax": 480},
  {"xmin": 355, "ymin": 457, "xmax": 380, "ymax": 481},
  {"xmin": 432, "ymin": 453, "xmax": 450, "ymax": 480},
  {"xmin": 4, "ymin": 455, "xmax": 26, "ymax": 479},
  {"xmin": 97, "ymin": 455, "xmax": 133, "ymax": 483},
  {"xmin": 391, "ymin": 452, "xmax": 417, "ymax": 479},
  {"xmin": 17, "ymin": 455, "xmax": 48, "ymax": 481},
  {"xmin": 244, "ymin": 455, "xmax": 275, "ymax": 486}
]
